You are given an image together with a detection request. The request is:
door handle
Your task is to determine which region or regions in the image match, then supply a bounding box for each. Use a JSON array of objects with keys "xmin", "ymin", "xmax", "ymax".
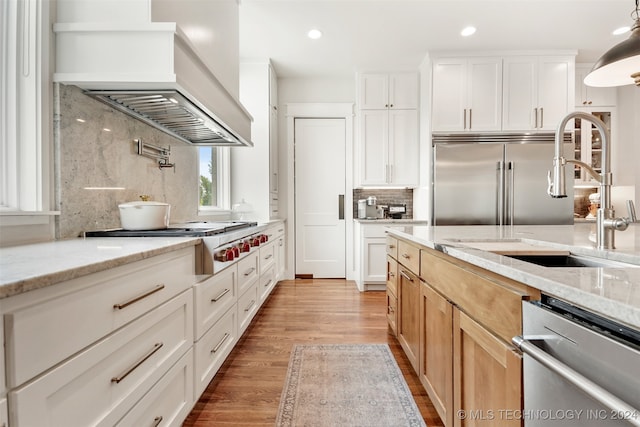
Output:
[{"xmin": 338, "ymin": 194, "xmax": 344, "ymax": 220}]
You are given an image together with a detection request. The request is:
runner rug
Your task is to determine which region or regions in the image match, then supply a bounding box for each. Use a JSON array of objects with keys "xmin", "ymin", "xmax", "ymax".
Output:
[{"xmin": 275, "ymin": 343, "xmax": 427, "ymax": 427}]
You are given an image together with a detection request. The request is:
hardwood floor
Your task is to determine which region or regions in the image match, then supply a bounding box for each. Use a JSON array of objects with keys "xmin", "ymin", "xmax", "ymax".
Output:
[{"xmin": 183, "ymin": 279, "xmax": 444, "ymax": 426}]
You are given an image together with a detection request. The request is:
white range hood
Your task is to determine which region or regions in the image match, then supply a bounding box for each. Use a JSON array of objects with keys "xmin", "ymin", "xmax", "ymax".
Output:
[{"xmin": 53, "ymin": 18, "xmax": 253, "ymax": 147}]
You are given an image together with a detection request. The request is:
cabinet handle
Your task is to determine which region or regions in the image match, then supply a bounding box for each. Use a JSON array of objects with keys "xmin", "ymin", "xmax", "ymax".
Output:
[
  {"xmin": 389, "ymin": 103, "xmax": 394, "ymax": 108},
  {"xmin": 540, "ymin": 107, "xmax": 544, "ymax": 128},
  {"xmin": 264, "ymin": 254, "xmax": 274, "ymax": 260},
  {"xmin": 400, "ymin": 270, "xmax": 413, "ymax": 282},
  {"xmin": 211, "ymin": 333, "xmax": 230, "ymax": 354},
  {"xmin": 211, "ymin": 288, "xmax": 230, "ymax": 302},
  {"xmin": 388, "ymin": 244, "xmax": 396, "ymax": 249},
  {"xmin": 464, "ymin": 109, "xmax": 467, "ymax": 129},
  {"xmin": 401, "ymin": 253, "xmax": 410, "ymax": 259},
  {"xmin": 244, "ymin": 299, "xmax": 256, "ymax": 312},
  {"xmin": 388, "ymin": 306, "xmax": 395, "ymax": 313},
  {"xmin": 152, "ymin": 416, "xmax": 163, "ymax": 427},
  {"xmin": 264, "ymin": 279, "xmax": 273, "ymax": 288},
  {"xmin": 534, "ymin": 108, "xmax": 538, "ymax": 128},
  {"xmin": 244, "ymin": 267, "xmax": 256, "ymax": 276},
  {"xmin": 388, "ymin": 271, "xmax": 395, "ymax": 277},
  {"xmin": 113, "ymin": 284, "xmax": 165, "ymax": 310},
  {"xmin": 111, "ymin": 342, "xmax": 163, "ymax": 384},
  {"xmin": 469, "ymin": 108, "xmax": 473, "ymax": 129}
]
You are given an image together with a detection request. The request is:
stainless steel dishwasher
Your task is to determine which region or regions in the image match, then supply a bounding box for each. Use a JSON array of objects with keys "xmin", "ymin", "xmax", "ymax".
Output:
[{"xmin": 513, "ymin": 296, "xmax": 640, "ymax": 426}]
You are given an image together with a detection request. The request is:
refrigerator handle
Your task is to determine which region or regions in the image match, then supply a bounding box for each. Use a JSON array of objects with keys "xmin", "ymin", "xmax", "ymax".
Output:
[
  {"xmin": 508, "ymin": 162, "xmax": 515, "ymax": 226},
  {"xmin": 497, "ymin": 161, "xmax": 505, "ymax": 226}
]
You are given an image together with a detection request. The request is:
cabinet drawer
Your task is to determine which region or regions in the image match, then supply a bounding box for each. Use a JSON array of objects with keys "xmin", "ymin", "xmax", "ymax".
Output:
[
  {"xmin": 386, "ymin": 290, "xmax": 398, "ymax": 336},
  {"xmin": 237, "ymin": 252, "xmax": 259, "ymax": 296},
  {"xmin": 10, "ymin": 290, "xmax": 193, "ymax": 427},
  {"xmin": 237, "ymin": 283, "xmax": 258, "ymax": 335},
  {"xmin": 265, "ymin": 224, "xmax": 285, "ymax": 241},
  {"xmin": 117, "ymin": 348, "xmax": 194, "ymax": 427},
  {"xmin": 259, "ymin": 265, "xmax": 277, "ymax": 303},
  {"xmin": 4, "ymin": 248, "xmax": 194, "ymax": 388},
  {"xmin": 194, "ymin": 306, "xmax": 237, "ymax": 397},
  {"xmin": 387, "ymin": 256, "xmax": 398, "ymax": 297},
  {"xmin": 386, "ymin": 236, "xmax": 398, "ymax": 259},
  {"xmin": 259, "ymin": 241, "xmax": 276, "ymax": 274},
  {"xmin": 397, "ymin": 240, "xmax": 420, "ymax": 273},
  {"xmin": 193, "ymin": 266, "xmax": 237, "ymax": 340}
]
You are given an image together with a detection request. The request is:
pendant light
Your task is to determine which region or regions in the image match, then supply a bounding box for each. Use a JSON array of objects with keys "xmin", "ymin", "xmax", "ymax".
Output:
[{"xmin": 584, "ymin": 0, "xmax": 640, "ymax": 87}]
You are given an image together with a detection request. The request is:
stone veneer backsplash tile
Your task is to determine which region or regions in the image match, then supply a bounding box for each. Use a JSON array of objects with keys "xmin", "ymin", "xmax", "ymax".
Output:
[
  {"xmin": 56, "ymin": 84, "xmax": 201, "ymax": 239},
  {"xmin": 353, "ymin": 188, "xmax": 413, "ymax": 218}
]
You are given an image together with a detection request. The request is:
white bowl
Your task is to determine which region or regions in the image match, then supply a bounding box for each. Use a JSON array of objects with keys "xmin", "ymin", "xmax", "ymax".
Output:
[{"xmin": 118, "ymin": 201, "xmax": 171, "ymax": 230}]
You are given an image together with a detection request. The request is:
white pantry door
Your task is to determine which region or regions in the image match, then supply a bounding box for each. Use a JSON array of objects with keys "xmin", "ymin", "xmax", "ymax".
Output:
[{"xmin": 294, "ymin": 118, "xmax": 346, "ymax": 278}]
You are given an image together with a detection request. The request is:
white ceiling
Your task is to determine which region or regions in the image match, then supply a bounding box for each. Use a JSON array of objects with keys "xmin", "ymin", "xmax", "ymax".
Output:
[{"xmin": 239, "ymin": 0, "xmax": 636, "ymax": 78}]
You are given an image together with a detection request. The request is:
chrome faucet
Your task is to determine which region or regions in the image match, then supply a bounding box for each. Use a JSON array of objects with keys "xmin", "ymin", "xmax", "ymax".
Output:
[{"xmin": 547, "ymin": 111, "xmax": 631, "ymax": 250}]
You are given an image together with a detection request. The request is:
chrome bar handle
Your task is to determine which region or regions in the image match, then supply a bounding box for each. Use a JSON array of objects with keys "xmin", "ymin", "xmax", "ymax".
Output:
[
  {"xmin": 152, "ymin": 416, "xmax": 163, "ymax": 427},
  {"xmin": 264, "ymin": 279, "xmax": 273, "ymax": 288},
  {"xmin": 534, "ymin": 108, "xmax": 539, "ymax": 128},
  {"xmin": 540, "ymin": 107, "xmax": 544, "ymax": 128},
  {"xmin": 400, "ymin": 270, "xmax": 413, "ymax": 282},
  {"xmin": 497, "ymin": 161, "xmax": 505, "ymax": 226},
  {"xmin": 211, "ymin": 288, "xmax": 230, "ymax": 302},
  {"xmin": 463, "ymin": 109, "xmax": 467, "ymax": 129},
  {"xmin": 211, "ymin": 333, "xmax": 230, "ymax": 354},
  {"xmin": 244, "ymin": 267, "xmax": 255, "ymax": 277},
  {"xmin": 513, "ymin": 336, "xmax": 640, "ymax": 427},
  {"xmin": 244, "ymin": 299, "xmax": 256, "ymax": 312},
  {"xmin": 469, "ymin": 108, "xmax": 472, "ymax": 129},
  {"xmin": 111, "ymin": 342, "xmax": 163, "ymax": 384},
  {"xmin": 509, "ymin": 161, "xmax": 515, "ymax": 226},
  {"xmin": 113, "ymin": 284, "xmax": 165, "ymax": 310}
]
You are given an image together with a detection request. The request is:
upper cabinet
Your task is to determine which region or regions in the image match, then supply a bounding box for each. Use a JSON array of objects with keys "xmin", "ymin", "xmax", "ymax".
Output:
[
  {"xmin": 359, "ymin": 73, "xmax": 419, "ymax": 110},
  {"xmin": 575, "ymin": 63, "xmax": 617, "ymax": 107},
  {"xmin": 502, "ymin": 55, "xmax": 575, "ymax": 131},
  {"xmin": 431, "ymin": 57, "xmax": 502, "ymax": 132},
  {"xmin": 357, "ymin": 73, "xmax": 419, "ymax": 187}
]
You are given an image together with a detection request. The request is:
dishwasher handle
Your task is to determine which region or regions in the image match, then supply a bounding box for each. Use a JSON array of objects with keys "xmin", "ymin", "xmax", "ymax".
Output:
[{"xmin": 512, "ymin": 336, "xmax": 640, "ymax": 427}]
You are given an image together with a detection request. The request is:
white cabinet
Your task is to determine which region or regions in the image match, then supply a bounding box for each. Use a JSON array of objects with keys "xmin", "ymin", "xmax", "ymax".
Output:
[
  {"xmin": 265, "ymin": 223, "xmax": 286, "ymax": 280},
  {"xmin": 502, "ymin": 56, "xmax": 574, "ymax": 131},
  {"xmin": 193, "ymin": 266, "xmax": 237, "ymax": 340},
  {"xmin": 0, "ymin": 398, "xmax": 6, "ymax": 427},
  {"xmin": 431, "ymin": 57, "xmax": 502, "ymax": 132},
  {"xmin": 358, "ymin": 72, "xmax": 419, "ymax": 187},
  {"xmin": 359, "ymin": 73, "xmax": 419, "ymax": 110},
  {"xmin": 235, "ymin": 61, "xmax": 279, "ymax": 221},
  {"xmin": 575, "ymin": 63, "xmax": 617, "ymax": 107}
]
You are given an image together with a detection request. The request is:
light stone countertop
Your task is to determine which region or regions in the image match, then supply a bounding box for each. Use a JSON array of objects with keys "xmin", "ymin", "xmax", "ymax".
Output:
[
  {"xmin": 0, "ymin": 237, "xmax": 201, "ymax": 299},
  {"xmin": 355, "ymin": 219, "xmax": 429, "ymax": 224},
  {"xmin": 386, "ymin": 223, "xmax": 640, "ymax": 330}
]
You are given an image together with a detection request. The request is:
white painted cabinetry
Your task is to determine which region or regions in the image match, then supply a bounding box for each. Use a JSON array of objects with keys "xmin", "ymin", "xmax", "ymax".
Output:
[
  {"xmin": 357, "ymin": 72, "xmax": 419, "ymax": 187},
  {"xmin": 502, "ymin": 55, "xmax": 575, "ymax": 131},
  {"xmin": 575, "ymin": 63, "xmax": 617, "ymax": 107},
  {"xmin": 235, "ymin": 61, "xmax": 279, "ymax": 221},
  {"xmin": 431, "ymin": 57, "xmax": 502, "ymax": 132}
]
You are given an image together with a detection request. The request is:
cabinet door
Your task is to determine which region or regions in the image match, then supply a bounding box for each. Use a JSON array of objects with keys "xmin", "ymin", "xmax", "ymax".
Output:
[
  {"xmin": 388, "ymin": 109, "xmax": 419, "ymax": 186},
  {"xmin": 398, "ymin": 266, "xmax": 420, "ymax": 373},
  {"xmin": 386, "ymin": 256, "xmax": 398, "ymax": 297},
  {"xmin": 432, "ymin": 58, "xmax": 467, "ymax": 131},
  {"xmin": 467, "ymin": 57, "xmax": 502, "ymax": 131},
  {"xmin": 360, "ymin": 109, "xmax": 389, "ymax": 185},
  {"xmin": 386, "ymin": 290, "xmax": 398, "ymax": 336},
  {"xmin": 420, "ymin": 282, "xmax": 453, "ymax": 427},
  {"xmin": 359, "ymin": 73, "xmax": 389, "ymax": 109},
  {"xmin": 389, "ymin": 72, "xmax": 418, "ymax": 109},
  {"xmin": 575, "ymin": 64, "xmax": 616, "ymax": 107},
  {"xmin": 537, "ymin": 56, "xmax": 573, "ymax": 131},
  {"xmin": 453, "ymin": 308, "xmax": 522, "ymax": 427},
  {"xmin": 363, "ymin": 237, "xmax": 388, "ymax": 282},
  {"xmin": 502, "ymin": 56, "xmax": 538, "ymax": 131}
]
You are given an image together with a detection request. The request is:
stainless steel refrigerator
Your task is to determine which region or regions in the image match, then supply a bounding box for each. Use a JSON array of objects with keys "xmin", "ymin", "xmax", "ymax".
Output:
[{"xmin": 432, "ymin": 133, "xmax": 574, "ymax": 225}]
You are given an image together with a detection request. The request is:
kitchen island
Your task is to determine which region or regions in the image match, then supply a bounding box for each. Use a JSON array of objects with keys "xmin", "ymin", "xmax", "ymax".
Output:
[{"xmin": 386, "ymin": 223, "xmax": 640, "ymax": 329}]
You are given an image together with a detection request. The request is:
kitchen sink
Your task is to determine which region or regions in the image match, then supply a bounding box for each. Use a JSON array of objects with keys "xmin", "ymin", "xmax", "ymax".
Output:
[{"xmin": 504, "ymin": 253, "xmax": 639, "ymax": 268}]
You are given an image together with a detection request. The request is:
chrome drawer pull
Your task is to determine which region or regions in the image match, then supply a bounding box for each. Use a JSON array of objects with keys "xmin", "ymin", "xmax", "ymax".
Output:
[
  {"xmin": 401, "ymin": 253, "xmax": 410, "ymax": 259},
  {"xmin": 211, "ymin": 333, "xmax": 230, "ymax": 354},
  {"xmin": 111, "ymin": 342, "xmax": 163, "ymax": 384},
  {"xmin": 244, "ymin": 299, "xmax": 256, "ymax": 312},
  {"xmin": 400, "ymin": 271, "xmax": 413, "ymax": 282},
  {"xmin": 264, "ymin": 279, "xmax": 273, "ymax": 288},
  {"xmin": 152, "ymin": 416, "xmax": 163, "ymax": 427},
  {"xmin": 113, "ymin": 284, "xmax": 165, "ymax": 310},
  {"xmin": 244, "ymin": 267, "xmax": 256, "ymax": 276},
  {"xmin": 264, "ymin": 254, "xmax": 273, "ymax": 260},
  {"xmin": 211, "ymin": 288, "xmax": 230, "ymax": 302}
]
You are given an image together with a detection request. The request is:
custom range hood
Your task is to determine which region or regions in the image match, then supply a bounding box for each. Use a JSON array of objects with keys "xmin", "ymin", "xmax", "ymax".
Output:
[{"xmin": 53, "ymin": 10, "xmax": 253, "ymax": 147}]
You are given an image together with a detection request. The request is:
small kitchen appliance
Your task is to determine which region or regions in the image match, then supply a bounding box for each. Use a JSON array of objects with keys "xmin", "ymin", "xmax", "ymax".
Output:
[
  {"xmin": 388, "ymin": 204, "xmax": 407, "ymax": 219},
  {"xmin": 365, "ymin": 196, "xmax": 378, "ymax": 219},
  {"xmin": 357, "ymin": 199, "xmax": 367, "ymax": 219}
]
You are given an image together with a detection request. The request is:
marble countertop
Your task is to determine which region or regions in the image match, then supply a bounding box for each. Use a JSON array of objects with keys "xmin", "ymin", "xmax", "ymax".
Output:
[
  {"xmin": 0, "ymin": 237, "xmax": 201, "ymax": 299},
  {"xmin": 385, "ymin": 223, "xmax": 640, "ymax": 330},
  {"xmin": 355, "ymin": 219, "xmax": 429, "ymax": 224}
]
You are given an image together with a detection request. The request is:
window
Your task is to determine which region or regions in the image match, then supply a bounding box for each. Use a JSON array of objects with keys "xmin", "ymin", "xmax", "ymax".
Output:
[{"xmin": 198, "ymin": 146, "xmax": 230, "ymax": 211}]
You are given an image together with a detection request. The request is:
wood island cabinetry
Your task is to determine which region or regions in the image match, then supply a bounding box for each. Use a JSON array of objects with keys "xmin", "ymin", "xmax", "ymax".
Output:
[{"xmin": 387, "ymin": 235, "xmax": 540, "ymax": 427}]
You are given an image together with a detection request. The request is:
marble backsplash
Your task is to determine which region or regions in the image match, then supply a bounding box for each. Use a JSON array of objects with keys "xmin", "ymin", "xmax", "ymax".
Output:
[{"xmin": 56, "ymin": 84, "xmax": 201, "ymax": 239}]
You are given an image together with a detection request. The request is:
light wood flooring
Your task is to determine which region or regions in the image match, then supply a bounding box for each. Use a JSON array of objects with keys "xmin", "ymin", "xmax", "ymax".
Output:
[{"xmin": 183, "ymin": 279, "xmax": 444, "ymax": 426}]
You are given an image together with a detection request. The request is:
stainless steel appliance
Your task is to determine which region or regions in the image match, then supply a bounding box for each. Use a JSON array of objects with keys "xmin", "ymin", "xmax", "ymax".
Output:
[
  {"xmin": 513, "ymin": 296, "xmax": 640, "ymax": 427},
  {"xmin": 432, "ymin": 133, "xmax": 574, "ymax": 225},
  {"xmin": 84, "ymin": 221, "xmax": 267, "ymax": 274}
]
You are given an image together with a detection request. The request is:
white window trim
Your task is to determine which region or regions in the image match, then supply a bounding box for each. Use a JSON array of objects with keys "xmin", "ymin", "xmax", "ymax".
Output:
[{"xmin": 198, "ymin": 146, "xmax": 231, "ymax": 215}]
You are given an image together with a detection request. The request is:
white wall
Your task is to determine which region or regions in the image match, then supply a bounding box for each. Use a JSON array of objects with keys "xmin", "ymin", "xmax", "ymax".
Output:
[{"xmin": 615, "ymin": 85, "xmax": 640, "ymax": 209}]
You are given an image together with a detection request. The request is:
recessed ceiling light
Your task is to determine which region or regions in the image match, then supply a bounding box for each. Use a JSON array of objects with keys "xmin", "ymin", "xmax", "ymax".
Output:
[
  {"xmin": 307, "ymin": 29, "xmax": 322, "ymax": 39},
  {"xmin": 612, "ymin": 26, "xmax": 630, "ymax": 36},
  {"xmin": 461, "ymin": 26, "xmax": 476, "ymax": 37}
]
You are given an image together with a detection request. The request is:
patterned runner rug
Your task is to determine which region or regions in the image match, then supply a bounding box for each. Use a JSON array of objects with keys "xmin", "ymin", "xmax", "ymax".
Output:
[{"xmin": 275, "ymin": 343, "xmax": 427, "ymax": 427}]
